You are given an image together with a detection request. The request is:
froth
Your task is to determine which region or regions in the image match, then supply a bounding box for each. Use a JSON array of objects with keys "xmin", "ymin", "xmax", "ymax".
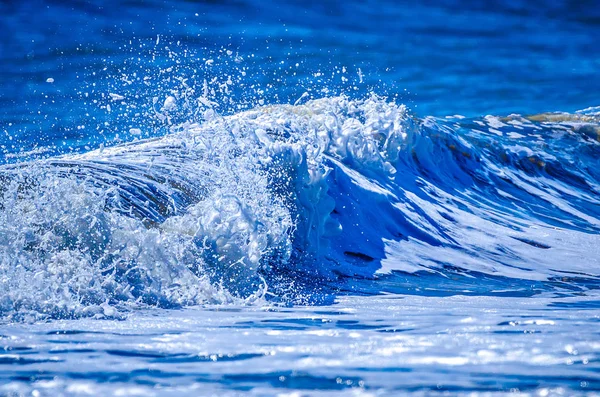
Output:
[{"xmin": 0, "ymin": 96, "xmax": 414, "ymax": 321}]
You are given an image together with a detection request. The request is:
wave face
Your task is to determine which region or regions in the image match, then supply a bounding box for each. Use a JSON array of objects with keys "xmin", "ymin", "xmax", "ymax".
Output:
[{"xmin": 1, "ymin": 96, "xmax": 599, "ymax": 321}]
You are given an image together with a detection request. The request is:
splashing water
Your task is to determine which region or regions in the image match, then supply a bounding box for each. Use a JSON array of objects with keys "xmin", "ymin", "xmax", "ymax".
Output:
[
  {"xmin": 1, "ymin": 95, "xmax": 598, "ymax": 322},
  {"xmin": 2, "ymin": 2, "xmax": 600, "ymax": 393}
]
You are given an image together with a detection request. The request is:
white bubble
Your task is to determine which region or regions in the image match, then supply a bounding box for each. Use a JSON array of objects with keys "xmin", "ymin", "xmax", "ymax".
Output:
[
  {"xmin": 109, "ymin": 93, "xmax": 125, "ymax": 101},
  {"xmin": 162, "ymin": 96, "xmax": 177, "ymax": 111}
]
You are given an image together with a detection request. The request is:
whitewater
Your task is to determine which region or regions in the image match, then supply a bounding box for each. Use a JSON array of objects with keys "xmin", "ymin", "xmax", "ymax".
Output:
[
  {"xmin": 1, "ymin": 95, "xmax": 600, "ymax": 396},
  {"xmin": 2, "ymin": 1, "xmax": 600, "ymax": 392},
  {"xmin": 1, "ymin": 96, "xmax": 598, "ymax": 323}
]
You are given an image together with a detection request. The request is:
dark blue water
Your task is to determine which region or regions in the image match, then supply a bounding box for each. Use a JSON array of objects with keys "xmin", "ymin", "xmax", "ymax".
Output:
[{"xmin": 1, "ymin": 1, "xmax": 599, "ymax": 396}]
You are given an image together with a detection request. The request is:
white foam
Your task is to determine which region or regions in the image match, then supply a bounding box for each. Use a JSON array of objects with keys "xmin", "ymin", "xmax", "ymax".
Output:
[{"xmin": 1, "ymin": 96, "xmax": 598, "ymax": 321}]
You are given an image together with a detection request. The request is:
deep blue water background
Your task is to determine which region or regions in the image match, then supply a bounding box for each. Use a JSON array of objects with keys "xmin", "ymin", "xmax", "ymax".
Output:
[
  {"xmin": 1, "ymin": 1, "xmax": 600, "ymax": 396},
  {"xmin": 2, "ymin": 0, "xmax": 600, "ymax": 158}
]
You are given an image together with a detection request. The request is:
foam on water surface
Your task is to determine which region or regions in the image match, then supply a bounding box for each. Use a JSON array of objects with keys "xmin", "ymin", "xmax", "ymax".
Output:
[{"xmin": 2, "ymin": 294, "xmax": 600, "ymax": 396}]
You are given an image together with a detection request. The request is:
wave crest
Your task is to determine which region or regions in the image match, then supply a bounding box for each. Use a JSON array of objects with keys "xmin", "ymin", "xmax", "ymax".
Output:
[{"xmin": 1, "ymin": 96, "xmax": 599, "ymax": 321}]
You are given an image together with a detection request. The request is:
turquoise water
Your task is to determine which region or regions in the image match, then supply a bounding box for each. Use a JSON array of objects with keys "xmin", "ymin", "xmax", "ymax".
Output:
[{"xmin": 1, "ymin": 1, "xmax": 599, "ymax": 395}]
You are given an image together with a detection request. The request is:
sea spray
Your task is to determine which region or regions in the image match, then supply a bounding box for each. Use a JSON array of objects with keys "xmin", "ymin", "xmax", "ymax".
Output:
[{"xmin": 1, "ymin": 96, "xmax": 599, "ymax": 321}]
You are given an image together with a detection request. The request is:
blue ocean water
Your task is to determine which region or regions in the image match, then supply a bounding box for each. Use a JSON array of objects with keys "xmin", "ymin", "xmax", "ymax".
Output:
[{"xmin": 1, "ymin": 1, "xmax": 600, "ymax": 395}]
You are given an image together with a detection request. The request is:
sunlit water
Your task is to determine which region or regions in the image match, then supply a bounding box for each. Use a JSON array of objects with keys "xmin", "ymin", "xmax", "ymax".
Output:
[
  {"xmin": 3, "ymin": 295, "xmax": 600, "ymax": 396},
  {"xmin": 1, "ymin": 1, "xmax": 599, "ymax": 396}
]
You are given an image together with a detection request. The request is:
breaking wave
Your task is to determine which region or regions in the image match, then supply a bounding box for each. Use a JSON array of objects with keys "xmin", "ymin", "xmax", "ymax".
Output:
[{"xmin": 1, "ymin": 96, "xmax": 599, "ymax": 321}]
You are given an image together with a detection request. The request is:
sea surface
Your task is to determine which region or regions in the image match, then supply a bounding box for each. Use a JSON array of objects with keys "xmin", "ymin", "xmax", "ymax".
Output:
[{"xmin": 1, "ymin": 1, "xmax": 600, "ymax": 396}]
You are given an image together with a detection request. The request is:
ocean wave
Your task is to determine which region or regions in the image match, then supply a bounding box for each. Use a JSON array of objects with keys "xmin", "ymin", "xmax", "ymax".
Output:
[{"xmin": 1, "ymin": 96, "xmax": 599, "ymax": 321}]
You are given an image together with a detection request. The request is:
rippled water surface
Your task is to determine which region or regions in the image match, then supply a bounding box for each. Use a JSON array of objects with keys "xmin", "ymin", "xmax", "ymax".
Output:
[
  {"xmin": 1, "ymin": 0, "xmax": 599, "ymax": 396},
  {"xmin": 3, "ymin": 295, "xmax": 600, "ymax": 396}
]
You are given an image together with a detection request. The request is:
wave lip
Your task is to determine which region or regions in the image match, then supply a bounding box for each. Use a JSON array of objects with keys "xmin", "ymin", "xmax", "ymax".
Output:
[{"xmin": 1, "ymin": 96, "xmax": 600, "ymax": 321}]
